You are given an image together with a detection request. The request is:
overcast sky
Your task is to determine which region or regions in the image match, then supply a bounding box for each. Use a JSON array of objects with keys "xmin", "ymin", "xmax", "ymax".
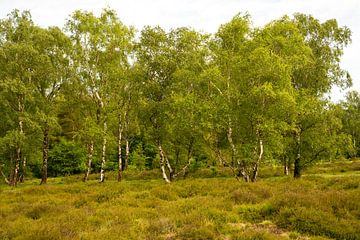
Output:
[{"xmin": 1, "ymin": 0, "xmax": 359, "ymax": 101}]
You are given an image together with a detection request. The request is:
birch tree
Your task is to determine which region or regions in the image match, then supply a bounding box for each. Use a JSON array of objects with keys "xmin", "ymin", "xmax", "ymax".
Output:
[
  {"xmin": 66, "ymin": 9, "xmax": 133, "ymax": 182},
  {"xmin": 136, "ymin": 26, "xmax": 209, "ymax": 182},
  {"xmin": 289, "ymin": 14, "xmax": 352, "ymax": 177},
  {"xmin": 341, "ymin": 91, "xmax": 360, "ymax": 158},
  {"xmin": 32, "ymin": 27, "xmax": 72, "ymax": 184},
  {"xmin": 0, "ymin": 10, "xmax": 41, "ymax": 186}
]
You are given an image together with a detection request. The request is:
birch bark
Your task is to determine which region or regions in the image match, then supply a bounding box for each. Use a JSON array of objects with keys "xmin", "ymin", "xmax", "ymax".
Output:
[
  {"xmin": 158, "ymin": 145, "xmax": 171, "ymax": 183},
  {"xmin": 40, "ymin": 122, "xmax": 49, "ymax": 185},
  {"xmin": 83, "ymin": 141, "xmax": 94, "ymax": 181},
  {"xmin": 117, "ymin": 120, "xmax": 123, "ymax": 181},
  {"xmin": 99, "ymin": 121, "xmax": 107, "ymax": 183}
]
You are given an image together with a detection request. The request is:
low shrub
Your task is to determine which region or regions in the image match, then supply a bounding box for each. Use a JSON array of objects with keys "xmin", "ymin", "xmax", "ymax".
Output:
[{"xmin": 275, "ymin": 206, "xmax": 360, "ymax": 239}]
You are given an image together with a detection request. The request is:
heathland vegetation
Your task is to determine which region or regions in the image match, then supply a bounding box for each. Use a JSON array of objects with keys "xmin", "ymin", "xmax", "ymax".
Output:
[{"xmin": 1, "ymin": 161, "xmax": 360, "ymax": 239}]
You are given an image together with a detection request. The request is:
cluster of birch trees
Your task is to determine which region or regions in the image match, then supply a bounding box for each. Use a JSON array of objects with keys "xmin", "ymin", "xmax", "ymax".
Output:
[{"xmin": 0, "ymin": 9, "xmax": 359, "ymax": 186}]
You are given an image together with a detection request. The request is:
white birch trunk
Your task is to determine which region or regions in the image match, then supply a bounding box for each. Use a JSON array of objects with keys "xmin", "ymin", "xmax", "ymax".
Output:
[
  {"xmin": 284, "ymin": 160, "xmax": 289, "ymax": 176},
  {"xmin": 12, "ymin": 97, "xmax": 24, "ymax": 186},
  {"xmin": 158, "ymin": 145, "xmax": 170, "ymax": 183},
  {"xmin": 251, "ymin": 139, "xmax": 263, "ymax": 182},
  {"xmin": 83, "ymin": 141, "xmax": 94, "ymax": 181},
  {"xmin": 125, "ymin": 139, "xmax": 129, "ymax": 170},
  {"xmin": 20, "ymin": 156, "xmax": 26, "ymax": 183},
  {"xmin": 100, "ymin": 121, "xmax": 107, "ymax": 183},
  {"xmin": 117, "ymin": 120, "xmax": 123, "ymax": 181},
  {"xmin": 1, "ymin": 168, "xmax": 10, "ymax": 185},
  {"xmin": 227, "ymin": 125, "xmax": 249, "ymax": 181},
  {"xmin": 165, "ymin": 156, "xmax": 174, "ymax": 180},
  {"xmin": 12, "ymin": 147, "xmax": 20, "ymax": 186}
]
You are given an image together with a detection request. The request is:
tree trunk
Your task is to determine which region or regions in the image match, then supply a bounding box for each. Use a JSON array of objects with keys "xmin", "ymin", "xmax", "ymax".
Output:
[
  {"xmin": 83, "ymin": 141, "xmax": 94, "ymax": 182},
  {"xmin": 175, "ymin": 147, "xmax": 181, "ymax": 166},
  {"xmin": 100, "ymin": 121, "xmax": 107, "ymax": 183},
  {"xmin": 294, "ymin": 130, "xmax": 301, "ymax": 178},
  {"xmin": 125, "ymin": 138, "xmax": 129, "ymax": 170},
  {"xmin": 0, "ymin": 168, "xmax": 10, "ymax": 185},
  {"xmin": 19, "ymin": 156, "xmax": 26, "ymax": 183},
  {"xmin": 251, "ymin": 139, "xmax": 263, "ymax": 182},
  {"xmin": 40, "ymin": 122, "xmax": 49, "ymax": 185},
  {"xmin": 12, "ymin": 96, "xmax": 24, "ymax": 186},
  {"xmin": 165, "ymin": 155, "xmax": 174, "ymax": 181},
  {"xmin": 11, "ymin": 146, "xmax": 21, "ymax": 187},
  {"xmin": 284, "ymin": 160, "xmax": 289, "ymax": 176},
  {"xmin": 117, "ymin": 120, "xmax": 123, "ymax": 182},
  {"xmin": 227, "ymin": 125, "xmax": 236, "ymax": 167},
  {"xmin": 158, "ymin": 145, "xmax": 170, "ymax": 183},
  {"xmin": 294, "ymin": 157, "xmax": 301, "ymax": 178},
  {"xmin": 173, "ymin": 140, "xmax": 194, "ymax": 179},
  {"xmin": 227, "ymin": 125, "xmax": 249, "ymax": 181}
]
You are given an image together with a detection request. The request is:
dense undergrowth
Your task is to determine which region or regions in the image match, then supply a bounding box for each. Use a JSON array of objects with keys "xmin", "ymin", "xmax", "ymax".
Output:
[{"xmin": 0, "ymin": 160, "xmax": 360, "ymax": 240}]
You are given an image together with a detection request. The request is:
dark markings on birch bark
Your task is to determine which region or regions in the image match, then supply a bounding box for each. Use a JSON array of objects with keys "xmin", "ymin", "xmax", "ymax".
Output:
[
  {"xmin": 19, "ymin": 156, "xmax": 26, "ymax": 183},
  {"xmin": 227, "ymin": 124, "xmax": 249, "ymax": 182},
  {"xmin": 11, "ymin": 146, "xmax": 21, "ymax": 187},
  {"xmin": 117, "ymin": 120, "xmax": 123, "ymax": 182},
  {"xmin": 40, "ymin": 122, "xmax": 49, "ymax": 185},
  {"xmin": 158, "ymin": 145, "xmax": 170, "ymax": 183},
  {"xmin": 12, "ymin": 96, "xmax": 24, "ymax": 186},
  {"xmin": 251, "ymin": 139, "xmax": 263, "ymax": 182},
  {"xmin": 294, "ymin": 130, "xmax": 301, "ymax": 178},
  {"xmin": 100, "ymin": 121, "xmax": 107, "ymax": 183},
  {"xmin": 125, "ymin": 139, "xmax": 129, "ymax": 170}
]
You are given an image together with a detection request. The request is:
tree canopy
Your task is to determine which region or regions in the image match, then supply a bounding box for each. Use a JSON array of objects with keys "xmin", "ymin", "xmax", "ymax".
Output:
[{"xmin": 0, "ymin": 9, "xmax": 357, "ymax": 185}]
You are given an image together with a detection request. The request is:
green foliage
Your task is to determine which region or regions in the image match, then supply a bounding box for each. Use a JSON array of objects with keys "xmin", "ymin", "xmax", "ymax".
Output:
[
  {"xmin": 0, "ymin": 8, "xmax": 355, "ymax": 185},
  {"xmin": 341, "ymin": 91, "xmax": 360, "ymax": 157},
  {"xmin": 48, "ymin": 140, "xmax": 86, "ymax": 177},
  {"xmin": 129, "ymin": 144, "xmax": 147, "ymax": 170}
]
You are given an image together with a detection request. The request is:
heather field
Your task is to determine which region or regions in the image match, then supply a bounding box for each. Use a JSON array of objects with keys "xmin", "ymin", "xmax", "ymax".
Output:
[{"xmin": 1, "ymin": 160, "xmax": 360, "ymax": 240}]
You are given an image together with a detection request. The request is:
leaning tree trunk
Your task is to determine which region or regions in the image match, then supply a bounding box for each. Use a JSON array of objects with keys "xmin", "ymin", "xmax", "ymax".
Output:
[
  {"xmin": 158, "ymin": 145, "xmax": 170, "ymax": 183},
  {"xmin": 99, "ymin": 121, "xmax": 107, "ymax": 183},
  {"xmin": 165, "ymin": 155, "xmax": 174, "ymax": 181},
  {"xmin": 251, "ymin": 138, "xmax": 263, "ymax": 182},
  {"xmin": 0, "ymin": 167, "xmax": 10, "ymax": 185},
  {"xmin": 294, "ymin": 130, "xmax": 301, "ymax": 178},
  {"xmin": 117, "ymin": 120, "xmax": 123, "ymax": 182},
  {"xmin": 173, "ymin": 140, "xmax": 194, "ymax": 179},
  {"xmin": 40, "ymin": 122, "xmax": 49, "ymax": 185},
  {"xmin": 83, "ymin": 141, "xmax": 94, "ymax": 182}
]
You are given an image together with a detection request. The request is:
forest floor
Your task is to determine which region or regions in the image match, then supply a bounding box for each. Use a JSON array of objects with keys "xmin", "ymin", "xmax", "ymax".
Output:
[{"xmin": 0, "ymin": 160, "xmax": 360, "ymax": 240}]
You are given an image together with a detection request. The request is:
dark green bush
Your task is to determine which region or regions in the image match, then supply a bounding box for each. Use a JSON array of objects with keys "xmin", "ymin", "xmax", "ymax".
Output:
[{"xmin": 48, "ymin": 140, "xmax": 86, "ymax": 177}]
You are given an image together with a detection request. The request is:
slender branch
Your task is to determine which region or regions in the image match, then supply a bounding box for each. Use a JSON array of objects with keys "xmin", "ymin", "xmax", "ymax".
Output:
[
  {"xmin": 210, "ymin": 81, "xmax": 224, "ymax": 96},
  {"xmin": 173, "ymin": 158, "xmax": 193, "ymax": 179},
  {"xmin": 0, "ymin": 168, "xmax": 10, "ymax": 185}
]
